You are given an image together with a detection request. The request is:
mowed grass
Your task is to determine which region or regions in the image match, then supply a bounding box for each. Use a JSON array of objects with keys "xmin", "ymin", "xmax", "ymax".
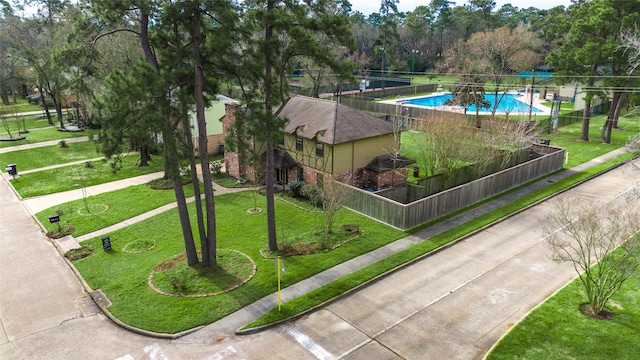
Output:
[
  {"xmin": 487, "ymin": 256, "xmax": 640, "ymax": 360},
  {"xmin": 0, "ymin": 128, "xmax": 101, "ymax": 149},
  {"xmin": 400, "ymin": 111, "xmax": 640, "ymax": 171},
  {"xmin": 0, "ymin": 116, "xmax": 52, "ymax": 134},
  {"xmin": 9, "ymin": 155, "xmax": 164, "ymax": 198},
  {"xmin": 0, "ymin": 102, "xmax": 42, "ymax": 114},
  {"xmin": 73, "ymin": 191, "xmax": 405, "ymax": 333},
  {"xmin": 0, "ymin": 140, "xmax": 102, "ymax": 170},
  {"xmin": 548, "ymin": 112, "xmax": 640, "ymax": 167},
  {"xmin": 35, "ymin": 181, "xmax": 204, "ymax": 237}
]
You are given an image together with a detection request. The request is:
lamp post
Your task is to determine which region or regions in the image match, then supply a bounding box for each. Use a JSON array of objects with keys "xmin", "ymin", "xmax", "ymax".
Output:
[
  {"xmin": 380, "ymin": 46, "xmax": 385, "ymax": 90},
  {"xmin": 528, "ymin": 68, "xmax": 536, "ymax": 122},
  {"xmin": 411, "ymin": 49, "xmax": 418, "ymax": 81}
]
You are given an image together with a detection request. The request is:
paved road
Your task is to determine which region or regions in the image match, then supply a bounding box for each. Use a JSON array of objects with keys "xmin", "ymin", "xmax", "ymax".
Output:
[{"xmin": 1, "ymin": 155, "xmax": 639, "ymax": 359}]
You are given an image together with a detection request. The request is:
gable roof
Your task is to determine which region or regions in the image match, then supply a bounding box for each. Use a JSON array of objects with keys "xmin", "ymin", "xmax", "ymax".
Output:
[{"xmin": 281, "ymin": 96, "xmax": 398, "ymax": 145}]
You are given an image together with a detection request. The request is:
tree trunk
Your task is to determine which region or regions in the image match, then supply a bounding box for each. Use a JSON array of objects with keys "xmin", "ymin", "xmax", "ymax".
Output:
[
  {"xmin": 265, "ymin": 0, "xmax": 278, "ymax": 252},
  {"xmin": 601, "ymin": 92, "xmax": 619, "ymax": 140},
  {"xmin": 180, "ymin": 104, "xmax": 207, "ymax": 255},
  {"xmin": 604, "ymin": 92, "xmax": 624, "ymax": 144},
  {"xmin": 0, "ymin": 78, "xmax": 9, "ymax": 105},
  {"xmin": 612, "ymin": 92, "xmax": 626, "ymax": 129},
  {"xmin": 139, "ymin": 7, "xmax": 197, "ymax": 264},
  {"xmin": 55, "ymin": 98, "xmax": 64, "ymax": 126},
  {"xmin": 139, "ymin": 143, "xmax": 149, "ymax": 167},
  {"xmin": 47, "ymin": 82, "xmax": 65, "ymax": 130},
  {"xmin": 581, "ymin": 96, "xmax": 592, "ymax": 142},
  {"xmin": 192, "ymin": 8, "xmax": 216, "ymax": 267},
  {"xmin": 165, "ymin": 127, "xmax": 199, "ymax": 266},
  {"xmin": 39, "ymin": 86, "xmax": 53, "ymax": 125}
]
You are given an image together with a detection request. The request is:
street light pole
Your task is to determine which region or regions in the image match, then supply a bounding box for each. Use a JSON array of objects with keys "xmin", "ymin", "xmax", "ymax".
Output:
[
  {"xmin": 528, "ymin": 68, "xmax": 536, "ymax": 122},
  {"xmin": 380, "ymin": 46, "xmax": 385, "ymax": 90},
  {"xmin": 411, "ymin": 50, "xmax": 418, "ymax": 81}
]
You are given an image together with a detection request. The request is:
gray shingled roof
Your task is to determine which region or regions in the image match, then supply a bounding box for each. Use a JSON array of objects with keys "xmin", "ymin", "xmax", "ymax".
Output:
[
  {"xmin": 365, "ymin": 154, "xmax": 416, "ymax": 172},
  {"xmin": 280, "ymin": 96, "xmax": 398, "ymax": 144}
]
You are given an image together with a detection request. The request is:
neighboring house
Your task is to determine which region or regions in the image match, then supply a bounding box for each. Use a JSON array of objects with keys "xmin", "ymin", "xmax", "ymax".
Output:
[
  {"xmin": 221, "ymin": 95, "xmax": 414, "ymax": 190},
  {"xmin": 191, "ymin": 95, "xmax": 238, "ymax": 155}
]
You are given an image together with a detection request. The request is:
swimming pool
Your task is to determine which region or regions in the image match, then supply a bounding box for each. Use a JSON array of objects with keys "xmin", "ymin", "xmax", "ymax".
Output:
[{"xmin": 401, "ymin": 93, "xmax": 542, "ymax": 113}]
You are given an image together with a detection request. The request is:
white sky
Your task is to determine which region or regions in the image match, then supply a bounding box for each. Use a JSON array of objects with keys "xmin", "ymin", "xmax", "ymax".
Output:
[{"xmin": 350, "ymin": 0, "xmax": 574, "ymax": 16}]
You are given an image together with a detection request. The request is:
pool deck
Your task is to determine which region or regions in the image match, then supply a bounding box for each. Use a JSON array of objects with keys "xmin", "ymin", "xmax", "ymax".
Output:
[{"xmin": 381, "ymin": 90, "xmax": 553, "ymax": 117}]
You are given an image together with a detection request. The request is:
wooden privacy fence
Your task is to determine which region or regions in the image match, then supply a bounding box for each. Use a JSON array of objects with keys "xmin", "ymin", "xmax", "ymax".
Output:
[
  {"xmin": 380, "ymin": 148, "xmax": 534, "ymax": 204},
  {"xmin": 339, "ymin": 145, "xmax": 565, "ymax": 231}
]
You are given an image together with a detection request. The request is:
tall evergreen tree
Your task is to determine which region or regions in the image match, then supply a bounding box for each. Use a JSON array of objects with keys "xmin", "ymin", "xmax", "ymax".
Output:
[
  {"xmin": 229, "ymin": 0, "xmax": 354, "ymax": 251},
  {"xmin": 546, "ymin": 0, "xmax": 640, "ymax": 141}
]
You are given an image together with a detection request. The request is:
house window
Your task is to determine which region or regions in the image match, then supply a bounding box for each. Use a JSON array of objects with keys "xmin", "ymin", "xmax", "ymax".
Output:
[
  {"xmin": 316, "ymin": 142, "xmax": 324, "ymax": 156},
  {"xmin": 296, "ymin": 137, "xmax": 303, "ymax": 151},
  {"xmin": 277, "ymin": 168, "xmax": 288, "ymax": 184},
  {"xmin": 278, "ymin": 135, "xmax": 284, "ymax": 146},
  {"xmin": 297, "ymin": 167, "xmax": 304, "ymax": 182}
]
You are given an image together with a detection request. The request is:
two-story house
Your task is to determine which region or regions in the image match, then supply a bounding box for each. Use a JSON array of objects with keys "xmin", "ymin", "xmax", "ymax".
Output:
[{"xmin": 221, "ymin": 95, "xmax": 414, "ymax": 190}]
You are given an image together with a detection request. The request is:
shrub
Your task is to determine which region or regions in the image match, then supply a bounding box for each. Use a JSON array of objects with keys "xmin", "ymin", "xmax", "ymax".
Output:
[
  {"xmin": 210, "ymin": 160, "xmax": 224, "ymax": 175},
  {"xmin": 179, "ymin": 164, "xmax": 191, "ymax": 177},
  {"xmin": 288, "ymin": 180, "xmax": 305, "ymax": 197},
  {"xmin": 65, "ymin": 245, "xmax": 95, "ymax": 261},
  {"xmin": 169, "ymin": 268, "xmax": 190, "ymax": 292},
  {"xmin": 59, "ymin": 139, "xmax": 68, "ymax": 148},
  {"xmin": 302, "ymin": 184, "xmax": 323, "ymax": 207}
]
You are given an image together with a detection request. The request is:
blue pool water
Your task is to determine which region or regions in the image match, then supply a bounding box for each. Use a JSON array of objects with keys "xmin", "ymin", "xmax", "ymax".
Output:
[{"xmin": 401, "ymin": 93, "xmax": 542, "ymax": 113}]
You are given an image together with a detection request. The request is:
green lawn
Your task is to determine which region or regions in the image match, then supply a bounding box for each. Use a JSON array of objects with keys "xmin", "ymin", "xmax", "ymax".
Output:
[
  {"xmin": 400, "ymin": 111, "xmax": 640, "ymax": 172},
  {"xmin": 35, "ymin": 181, "xmax": 204, "ymax": 237},
  {"xmin": 0, "ymin": 128, "xmax": 100, "ymax": 149},
  {"xmin": 0, "ymin": 101, "xmax": 42, "ymax": 114},
  {"xmin": 406, "ymin": 74, "xmax": 459, "ymax": 86},
  {"xmin": 548, "ymin": 112, "xmax": 640, "ymax": 168},
  {"xmin": 9, "ymin": 155, "xmax": 164, "ymax": 198},
  {"xmin": 487, "ymin": 255, "xmax": 640, "ymax": 359},
  {"xmin": 0, "ymin": 140, "xmax": 102, "ymax": 171},
  {"xmin": 73, "ymin": 191, "xmax": 405, "ymax": 333},
  {"xmin": 0, "ymin": 115, "xmax": 52, "ymax": 134}
]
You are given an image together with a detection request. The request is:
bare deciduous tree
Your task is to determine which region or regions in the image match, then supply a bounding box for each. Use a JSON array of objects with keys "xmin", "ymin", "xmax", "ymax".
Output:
[
  {"xmin": 547, "ymin": 195, "xmax": 640, "ymax": 318},
  {"xmin": 321, "ymin": 178, "xmax": 352, "ymax": 234},
  {"xmin": 621, "ymin": 24, "xmax": 640, "ymax": 73},
  {"xmin": 409, "ymin": 112, "xmax": 538, "ymax": 188}
]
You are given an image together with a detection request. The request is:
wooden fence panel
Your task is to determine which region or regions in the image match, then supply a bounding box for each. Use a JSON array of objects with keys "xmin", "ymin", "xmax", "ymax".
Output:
[{"xmin": 340, "ymin": 146, "xmax": 565, "ymax": 230}]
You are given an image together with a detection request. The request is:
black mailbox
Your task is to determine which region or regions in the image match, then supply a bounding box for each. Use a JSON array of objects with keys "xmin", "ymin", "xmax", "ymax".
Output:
[
  {"xmin": 5, "ymin": 164, "xmax": 16, "ymax": 176},
  {"xmin": 48, "ymin": 215, "xmax": 60, "ymax": 223},
  {"xmin": 101, "ymin": 236, "xmax": 112, "ymax": 251}
]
